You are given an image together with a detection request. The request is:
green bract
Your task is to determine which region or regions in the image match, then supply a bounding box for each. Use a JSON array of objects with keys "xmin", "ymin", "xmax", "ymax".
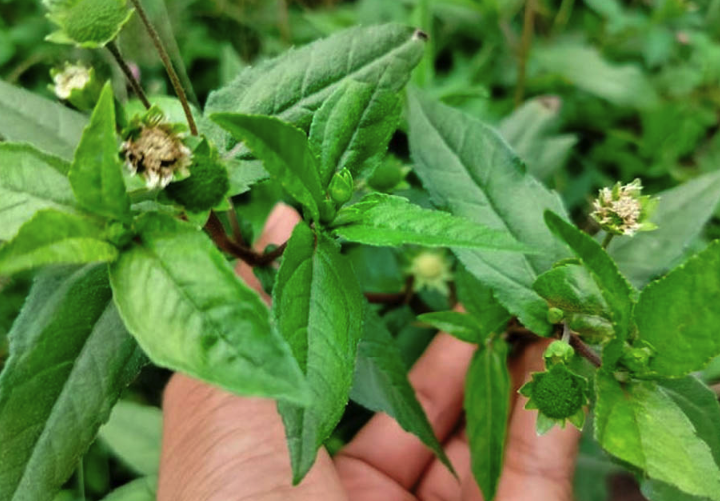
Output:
[{"xmin": 44, "ymin": 0, "xmax": 134, "ymax": 48}]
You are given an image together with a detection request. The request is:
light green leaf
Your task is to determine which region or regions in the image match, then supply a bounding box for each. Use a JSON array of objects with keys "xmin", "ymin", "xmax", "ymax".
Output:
[
  {"xmin": 70, "ymin": 83, "xmax": 130, "ymax": 221},
  {"xmin": 642, "ymin": 480, "xmax": 712, "ymax": 501},
  {"xmin": 417, "ymin": 311, "xmax": 484, "ymax": 344},
  {"xmin": 465, "ymin": 341, "xmax": 510, "ymax": 501},
  {"xmin": 608, "ymin": 171, "xmax": 720, "ymax": 288},
  {"xmin": 210, "ymin": 114, "xmax": 323, "ymax": 222},
  {"xmin": 0, "ymin": 143, "xmax": 79, "ymax": 241},
  {"xmin": 0, "ymin": 80, "xmax": 87, "ymax": 161},
  {"xmin": 99, "ymin": 477, "xmax": 157, "ymax": 501},
  {"xmin": 204, "ymin": 24, "xmax": 426, "ymax": 153},
  {"xmin": 99, "ymin": 401, "xmax": 162, "ymax": 475},
  {"xmin": 44, "ymin": 0, "xmax": 134, "ymax": 48},
  {"xmin": 634, "ymin": 241, "xmax": 720, "ymax": 377},
  {"xmin": 0, "ymin": 210, "xmax": 118, "ymax": 275},
  {"xmin": 351, "ymin": 308, "xmax": 453, "ymax": 474},
  {"xmin": 109, "ymin": 212, "xmax": 308, "ymax": 405},
  {"xmin": 407, "ymin": 88, "xmax": 570, "ymax": 335},
  {"xmin": 0, "ymin": 265, "xmax": 145, "ymax": 501},
  {"xmin": 594, "ymin": 372, "xmax": 720, "ymax": 500},
  {"xmin": 544, "ymin": 212, "xmax": 635, "ymax": 365},
  {"xmin": 309, "ymin": 79, "xmax": 401, "ymax": 185},
  {"xmin": 534, "ymin": 43, "xmax": 657, "ymax": 108},
  {"xmin": 332, "ymin": 193, "xmax": 531, "ymax": 251},
  {"xmin": 273, "ymin": 223, "xmax": 364, "ymax": 482}
]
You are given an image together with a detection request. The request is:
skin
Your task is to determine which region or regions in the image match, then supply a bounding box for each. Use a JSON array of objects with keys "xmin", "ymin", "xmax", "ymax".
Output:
[{"xmin": 158, "ymin": 204, "xmax": 581, "ymax": 501}]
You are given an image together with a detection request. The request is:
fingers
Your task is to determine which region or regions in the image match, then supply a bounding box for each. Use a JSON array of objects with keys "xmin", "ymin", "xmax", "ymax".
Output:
[
  {"xmin": 495, "ymin": 341, "xmax": 581, "ymax": 501},
  {"xmin": 336, "ymin": 329, "xmax": 476, "ymax": 490},
  {"xmin": 414, "ymin": 431, "xmax": 472, "ymax": 501}
]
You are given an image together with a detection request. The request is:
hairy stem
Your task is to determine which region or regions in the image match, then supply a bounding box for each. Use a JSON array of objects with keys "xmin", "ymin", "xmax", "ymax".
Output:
[
  {"xmin": 107, "ymin": 41, "xmax": 151, "ymax": 109},
  {"xmin": 514, "ymin": 0, "xmax": 536, "ymax": 106},
  {"xmin": 569, "ymin": 332, "xmax": 602, "ymax": 368},
  {"xmin": 129, "ymin": 0, "xmax": 198, "ymax": 135}
]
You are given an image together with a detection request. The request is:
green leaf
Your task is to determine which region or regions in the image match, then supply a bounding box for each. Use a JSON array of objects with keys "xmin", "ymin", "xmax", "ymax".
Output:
[
  {"xmin": 70, "ymin": 83, "xmax": 130, "ymax": 221},
  {"xmin": 544, "ymin": 212, "xmax": 635, "ymax": 365},
  {"xmin": 210, "ymin": 114, "xmax": 324, "ymax": 222},
  {"xmin": 608, "ymin": 171, "xmax": 720, "ymax": 288},
  {"xmin": 454, "ymin": 265, "xmax": 511, "ymax": 335},
  {"xmin": 226, "ymin": 159, "xmax": 269, "ymax": 196},
  {"xmin": 465, "ymin": 340, "xmax": 510, "ymax": 501},
  {"xmin": 0, "ymin": 143, "xmax": 79, "ymax": 241},
  {"xmin": 634, "ymin": 241, "xmax": 720, "ymax": 377},
  {"xmin": 417, "ymin": 311, "xmax": 484, "ymax": 344},
  {"xmin": 204, "ymin": 24, "xmax": 426, "ymax": 153},
  {"xmin": 0, "ymin": 210, "xmax": 118, "ymax": 275},
  {"xmin": 308, "ymin": 79, "xmax": 401, "ymax": 185},
  {"xmin": 332, "ymin": 193, "xmax": 531, "ymax": 251},
  {"xmin": 594, "ymin": 372, "xmax": 720, "ymax": 500},
  {"xmin": 407, "ymin": 88, "xmax": 570, "ymax": 335},
  {"xmin": 642, "ymin": 480, "xmax": 712, "ymax": 501},
  {"xmin": 351, "ymin": 308, "xmax": 453, "ymax": 474},
  {"xmin": 0, "ymin": 265, "xmax": 145, "ymax": 501},
  {"xmin": 273, "ymin": 223, "xmax": 364, "ymax": 482},
  {"xmin": 44, "ymin": 0, "xmax": 134, "ymax": 48},
  {"xmin": 99, "ymin": 477, "xmax": 157, "ymax": 501},
  {"xmin": 0, "ymin": 80, "xmax": 87, "ymax": 161},
  {"xmin": 99, "ymin": 401, "xmax": 162, "ymax": 475},
  {"xmin": 109, "ymin": 212, "xmax": 308, "ymax": 405}
]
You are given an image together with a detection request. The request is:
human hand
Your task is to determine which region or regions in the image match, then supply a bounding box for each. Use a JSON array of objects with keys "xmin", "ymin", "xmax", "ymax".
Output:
[{"xmin": 158, "ymin": 204, "xmax": 581, "ymax": 501}]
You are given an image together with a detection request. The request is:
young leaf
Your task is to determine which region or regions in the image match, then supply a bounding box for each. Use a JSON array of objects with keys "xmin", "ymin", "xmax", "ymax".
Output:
[
  {"xmin": 70, "ymin": 83, "xmax": 130, "ymax": 221},
  {"xmin": 273, "ymin": 223, "xmax": 364, "ymax": 482},
  {"xmin": 332, "ymin": 193, "xmax": 530, "ymax": 251},
  {"xmin": 109, "ymin": 212, "xmax": 308, "ymax": 405},
  {"xmin": 0, "ymin": 265, "xmax": 145, "ymax": 501},
  {"xmin": 608, "ymin": 171, "xmax": 720, "ymax": 288},
  {"xmin": 309, "ymin": 79, "xmax": 401, "ymax": 185},
  {"xmin": 210, "ymin": 114, "xmax": 324, "ymax": 222},
  {"xmin": 544, "ymin": 211, "xmax": 635, "ymax": 365},
  {"xmin": 204, "ymin": 24, "xmax": 426, "ymax": 153},
  {"xmin": 0, "ymin": 80, "xmax": 87, "ymax": 161},
  {"xmin": 0, "ymin": 209, "xmax": 118, "ymax": 275},
  {"xmin": 634, "ymin": 241, "xmax": 720, "ymax": 377},
  {"xmin": 99, "ymin": 401, "xmax": 162, "ymax": 476},
  {"xmin": 99, "ymin": 476, "xmax": 157, "ymax": 501},
  {"xmin": 0, "ymin": 143, "xmax": 79, "ymax": 241},
  {"xmin": 417, "ymin": 311, "xmax": 485, "ymax": 344},
  {"xmin": 594, "ymin": 372, "xmax": 720, "ymax": 500},
  {"xmin": 407, "ymin": 88, "xmax": 570, "ymax": 335},
  {"xmin": 351, "ymin": 308, "xmax": 453, "ymax": 474},
  {"xmin": 44, "ymin": 0, "xmax": 135, "ymax": 48},
  {"xmin": 465, "ymin": 341, "xmax": 510, "ymax": 501}
]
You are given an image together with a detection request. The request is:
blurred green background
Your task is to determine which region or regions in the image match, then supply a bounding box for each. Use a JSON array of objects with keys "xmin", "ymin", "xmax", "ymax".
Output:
[{"xmin": 2, "ymin": 0, "xmax": 720, "ymax": 499}]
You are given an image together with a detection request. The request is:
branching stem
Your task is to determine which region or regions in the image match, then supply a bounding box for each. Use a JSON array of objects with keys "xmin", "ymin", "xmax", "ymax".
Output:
[
  {"xmin": 107, "ymin": 41, "xmax": 151, "ymax": 109},
  {"xmin": 569, "ymin": 332, "xmax": 602, "ymax": 367},
  {"xmin": 204, "ymin": 212, "xmax": 287, "ymax": 267}
]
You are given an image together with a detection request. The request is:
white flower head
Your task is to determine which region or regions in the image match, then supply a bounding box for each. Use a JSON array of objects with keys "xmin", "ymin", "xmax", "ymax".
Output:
[
  {"xmin": 591, "ymin": 179, "xmax": 658, "ymax": 237},
  {"xmin": 52, "ymin": 62, "xmax": 92, "ymax": 100}
]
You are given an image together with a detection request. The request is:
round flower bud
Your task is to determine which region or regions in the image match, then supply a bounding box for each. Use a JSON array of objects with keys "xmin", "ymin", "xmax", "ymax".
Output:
[
  {"xmin": 368, "ymin": 156, "xmax": 409, "ymax": 192},
  {"xmin": 50, "ymin": 62, "xmax": 100, "ymax": 110},
  {"xmin": 329, "ymin": 169, "xmax": 354, "ymax": 206},
  {"xmin": 408, "ymin": 250, "xmax": 453, "ymax": 296},
  {"xmin": 543, "ymin": 340, "xmax": 575, "ymax": 366},
  {"xmin": 165, "ymin": 154, "xmax": 230, "ymax": 213},
  {"xmin": 619, "ymin": 341, "xmax": 655, "ymax": 373},
  {"xmin": 547, "ymin": 307, "xmax": 564, "ymax": 324},
  {"xmin": 524, "ymin": 364, "xmax": 586, "ymax": 419},
  {"xmin": 104, "ymin": 220, "xmax": 134, "ymax": 249}
]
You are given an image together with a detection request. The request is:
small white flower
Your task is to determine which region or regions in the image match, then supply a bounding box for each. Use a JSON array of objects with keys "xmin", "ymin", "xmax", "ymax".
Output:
[
  {"xmin": 52, "ymin": 63, "xmax": 91, "ymax": 100},
  {"xmin": 591, "ymin": 179, "xmax": 657, "ymax": 237}
]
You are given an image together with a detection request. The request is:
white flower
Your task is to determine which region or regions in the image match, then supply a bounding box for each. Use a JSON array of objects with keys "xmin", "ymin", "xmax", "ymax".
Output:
[
  {"xmin": 52, "ymin": 63, "xmax": 91, "ymax": 100},
  {"xmin": 122, "ymin": 124, "xmax": 192, "ymax": 189},
  {"xmin": 591, "ymin": 179, "xmax": 657, "ymax": 237}
]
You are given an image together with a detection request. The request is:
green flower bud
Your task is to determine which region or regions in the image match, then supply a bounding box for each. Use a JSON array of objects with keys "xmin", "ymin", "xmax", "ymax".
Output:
[
  {"xmin": 519, "ymin": 364, "xmax": 588, "ymax": 434},
  {"xmin": 49, "ymin": 62, "xmax": 101, "ymax": 110},
  {"xmin": 408, "ymin": 250, "xmax": 453, "ymax": 296},
  {"xmin": 565, "ymin": 312, "xmax": 615, "ymax": 345},
  {"xmin": 44, "ymin": 0, "xmax": 134, "ymax": 48},
  {"xmin": 329, "ymin": 168, "xmax": 354, "ymax": 206},
  {"xmin": 547, "ymin": 307, "xmax": 564, "ymax": 324},
  {"xmin": 368, "ymin": 156, "xmax": 410, "ymax": 192},
  {"xmin": 165, "ymin": 147, "xmax": 230, "ymax": 213},
  {"xmin": 591, "ymin": 179, "xmax": 659, "ymax": 237},
  {"xmin": 104, "ymin": 220, "xmax": 133, "ymax": 249},
  {"xmin": 619, "ymin": 341, "xmax": 656, "ymax": 373},
  {"xmin": 543, "ymin": 341, "xmax": 574, "ymax": 366}
]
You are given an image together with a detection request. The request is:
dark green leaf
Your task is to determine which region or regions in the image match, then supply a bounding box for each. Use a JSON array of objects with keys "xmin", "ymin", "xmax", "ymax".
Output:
[
  {"xmin": 407, "ymin": 89, "xmax": 570, "ymax": 335},
  {"xmin": 308, "ymin": 79, "xmax": 401, "ymax": 185},
  {"xmin": 351, "ymin": 308, "xmax": 452, "ymax": 473},
  {"xmin": 69, "ymin": 83, "xmax": 130, "ymax": 221},
  {"xmin": 0, "ymin": 143, "xmax": 79, "ymax": 241},
  {"xmin": 0, "ymin": 265, "xmax": 145, "ymax": 501},
  {"xmin": 0, "ymin": 210, "xmax": 118, "ymax": 275},
  {"xmin": 634, "ymin": 241, "xmax": 720, "ymax": 377},
  {"xmin": 0, "ymin": 80, "xmax": 87, "ymax": 161},
  {"xmin": 99, "ymin": 401, "xmax": 162, "ymax": 475},
  {"xmin": 109, "ymin": 212, "xmax": 308, "ymax": 405},
  {"xmin": 594, "ymin": 372, "xmax": 720, "ymax": 500},
  {"xmin": 332, "ymin": 193, "xmax": 530, "ymax": 251},
  {"xmin": 454, "ymin": 265, "xmax": 511, "ymax": 335},
  {"xmin": 417, "ymin": 311, "xmax": 484, "ymax": 344},
  {"xmin": 210, "ymin": 114, "xmax": 323, "ymax": 222},
  {"xmin": 273, "ymin": 223, "xmax": 364, "ymax": 482},
  {"xmin": 465, "ymin": 341, "xmax": 510, "ymax": 501},
  {"xmin": 609, "ymin": 171, "xmax": 720, "ymax": 288},
  {"xmin": 204, "ymin": 24, "xmax": 426, "ymax": 153}
]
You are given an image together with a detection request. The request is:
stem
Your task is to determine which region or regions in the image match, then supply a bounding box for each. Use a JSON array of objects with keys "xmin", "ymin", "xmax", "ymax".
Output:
[
  {"xmin": 107, "ymin": 41, "xmax": 151, "ymax": 109},
  {"xmin": 569, "ymin": 332, "xmax": 602, "ymax": 368},
  {"xmin": 552, "ymin": 0, "xmax": 575, "ymax": 35},
  {"xmin": 561, "ymin": 322, "xmax": 571, "ymax": 343},
  {"xmin": 514, "ymin": 0, "xmax": 536, "ymax": 106},
  {"xmin": 601, "ymin": 232, "xmax": 615, "ymax": 249},
  {"xmin": 204, "ymin": 212, "xmax": 287, "ymax": 267},
  {"xmin": 77, "ymin": 459, "xmax": 86, "ymax": 501},
  {"xmin": 129, "ymin": 0, "xmax": 198, "ymax": 135}
]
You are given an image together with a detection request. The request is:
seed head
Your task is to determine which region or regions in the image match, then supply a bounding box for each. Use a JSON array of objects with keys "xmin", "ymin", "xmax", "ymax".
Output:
[{"xmin": 591, "ymin": 179, "xmax": 658, "ymax": 236}]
